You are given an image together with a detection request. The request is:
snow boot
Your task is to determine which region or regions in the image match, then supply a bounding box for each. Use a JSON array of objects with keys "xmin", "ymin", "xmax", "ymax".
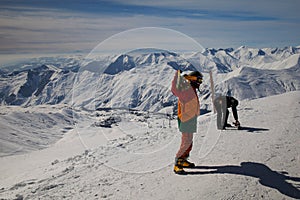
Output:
[
  {"xmin": 173, "ymin": 165, "xmax": 186, "ymax": 175},
  {"xmin": 177, "ymin": 158, "xmax": 195, "ymax": 168}
]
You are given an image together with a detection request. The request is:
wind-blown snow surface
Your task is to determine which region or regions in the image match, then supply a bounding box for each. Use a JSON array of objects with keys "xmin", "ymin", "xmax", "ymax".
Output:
[{"xmin": 0, "ymin": 91, "xmax": 300, "ymax": 199}]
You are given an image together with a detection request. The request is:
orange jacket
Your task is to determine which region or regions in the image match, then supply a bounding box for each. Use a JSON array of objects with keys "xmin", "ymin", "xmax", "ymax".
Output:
[{"xmin": 171, "ymin": 70, "xmax": 200, "ymax": 122}]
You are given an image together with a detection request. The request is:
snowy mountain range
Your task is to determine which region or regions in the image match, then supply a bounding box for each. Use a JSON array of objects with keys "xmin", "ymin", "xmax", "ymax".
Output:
[
  {"xmin": 1, "ymin": 46, "xmax": 300, "ymax": 199},
  {"xmin": 1, "ymin": 46, "xmax": 299, "ymax": 114}
]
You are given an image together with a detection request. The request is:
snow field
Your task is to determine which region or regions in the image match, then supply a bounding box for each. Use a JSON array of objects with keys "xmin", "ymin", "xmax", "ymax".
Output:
[{"xmin": 0, "ymin": 91, "xmax": 299, "ymax": 199}]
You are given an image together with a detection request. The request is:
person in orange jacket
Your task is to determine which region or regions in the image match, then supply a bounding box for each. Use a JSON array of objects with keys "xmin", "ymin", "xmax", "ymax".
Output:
[{"xmin": 171, "ymin": 70, "xmax": 203, "ymax": 174}]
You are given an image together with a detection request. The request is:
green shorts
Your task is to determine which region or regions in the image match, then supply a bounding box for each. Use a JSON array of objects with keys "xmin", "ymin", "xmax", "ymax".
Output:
[{"xmin": 178, "ymin": 116, "xmax": 197, "ymax": 133}]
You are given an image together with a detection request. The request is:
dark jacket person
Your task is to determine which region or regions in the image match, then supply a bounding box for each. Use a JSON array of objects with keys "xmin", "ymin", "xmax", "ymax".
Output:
[{"xmin": 214, "ymin": 96, "xmax": 240, "ymax": 130}]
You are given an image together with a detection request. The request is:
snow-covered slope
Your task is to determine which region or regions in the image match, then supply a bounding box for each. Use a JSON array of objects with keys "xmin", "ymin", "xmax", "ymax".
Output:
[
  {"xmin": 0, "ymin": 105, "xmax": 74, "ymax": 157},
  {"xmin": 0, "ymin": 91, "xmax": 299, "ymax": 199},
  {"xmin": 0, "ymin": 65, "xmax": 78, "ymax": 106},
  {"xmin": 216, "ymin": 64, "xmax": 300, "ymax": 100}
]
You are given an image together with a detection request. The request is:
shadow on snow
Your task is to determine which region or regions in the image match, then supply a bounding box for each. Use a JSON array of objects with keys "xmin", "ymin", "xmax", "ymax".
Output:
[
  {"xmin": 186, "ymin": 162, "xmax": 300, "ymax": 199},
  {"xmin": 225, "ymin": 126, "xmax": 269, "ymax": 133}
]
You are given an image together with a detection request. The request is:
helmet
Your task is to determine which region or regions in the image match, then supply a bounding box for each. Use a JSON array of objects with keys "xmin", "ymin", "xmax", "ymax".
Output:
[
  {"xmin": 188, "ymin": 71, "xmax": 203, "ymax": 78},
  {"xmin": 183, "ymin": 71, "xmax": 203, "ymax": 89},
  {"xmin": 184, "ymin": 71, "xmax": 203, "ymax": 84}
]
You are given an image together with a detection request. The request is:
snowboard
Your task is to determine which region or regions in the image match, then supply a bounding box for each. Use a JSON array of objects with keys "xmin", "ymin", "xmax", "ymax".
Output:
[{"xmin": 225, "ymin": 126, "xmax": 241, "ymax": 130}]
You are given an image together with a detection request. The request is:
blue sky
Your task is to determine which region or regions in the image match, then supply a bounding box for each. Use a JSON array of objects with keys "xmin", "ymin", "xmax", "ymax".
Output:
[{"xmin": 0, "ymin": 0, "xmax": 299, "ymax": 54}]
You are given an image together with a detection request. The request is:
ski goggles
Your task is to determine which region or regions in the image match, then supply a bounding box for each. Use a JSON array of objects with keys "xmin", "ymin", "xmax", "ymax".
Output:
[{"xmin": 184, "ymin": 75, "xmax": 203, "ymax": 84}]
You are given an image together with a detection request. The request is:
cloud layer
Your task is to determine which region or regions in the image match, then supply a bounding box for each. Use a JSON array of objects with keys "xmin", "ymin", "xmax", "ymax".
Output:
[{"xmin": 0, "ymin": 0, "xmax": 299, "ymax": 54}]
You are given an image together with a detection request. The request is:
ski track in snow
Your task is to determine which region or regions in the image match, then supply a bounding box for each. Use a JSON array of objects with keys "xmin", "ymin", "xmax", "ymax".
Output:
[{"xmin": 0, "ymin": 91, "xmax": 300, "ymax": 200}]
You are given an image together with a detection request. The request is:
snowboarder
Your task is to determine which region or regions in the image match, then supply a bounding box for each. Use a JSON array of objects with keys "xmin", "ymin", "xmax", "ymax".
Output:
[
  {"xmin": 213, "ymin": 95, "xmax": 240, "ymax": 130},
  {"xmin": 171, "ymin": 70, "xmax": 203, "ymax": 174}
]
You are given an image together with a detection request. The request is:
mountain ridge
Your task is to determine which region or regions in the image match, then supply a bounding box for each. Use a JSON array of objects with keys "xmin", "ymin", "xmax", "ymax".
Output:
[{"xmin": 0, "ymin": 46, "xmax": 299, "ymax": 113}]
